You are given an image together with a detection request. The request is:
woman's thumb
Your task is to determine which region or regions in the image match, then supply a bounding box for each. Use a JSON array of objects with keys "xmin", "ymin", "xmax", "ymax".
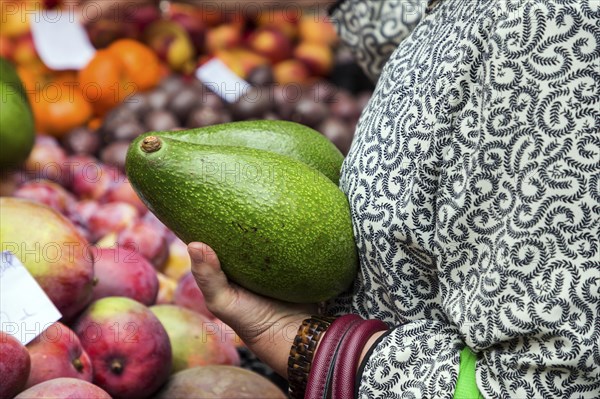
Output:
[{"xmin": 188, "ymin": 242, "xmax": 231, "ymax": 307}]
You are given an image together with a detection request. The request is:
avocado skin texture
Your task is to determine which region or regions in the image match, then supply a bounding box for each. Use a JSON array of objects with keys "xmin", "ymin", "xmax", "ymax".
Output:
[
  {"xmin": 141, "ymin": 120, "xmax": 344, "ymax": 184},
  {"xmin": 0, "ymin": 57, "xmax": 29, "ymax": 103},
  {"xmin": 0, "ymin": 78, "xmax": 35, "ymax": 170},
  {"xmin": 126, "ymin": 135, "xmax": 357, "ymax": 303}
]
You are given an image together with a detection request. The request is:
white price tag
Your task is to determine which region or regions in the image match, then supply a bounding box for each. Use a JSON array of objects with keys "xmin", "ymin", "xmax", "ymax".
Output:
[
  {"xmin": 30, "ymin": 10, "xmax": 96, "ymax": 70},
  {"xmin": 0, "ymin": 251, "xmax": 62, "ymax": 345},
  {"xmin": 195, "ymin": 58, "xmax": 251, "ymax": 103}
]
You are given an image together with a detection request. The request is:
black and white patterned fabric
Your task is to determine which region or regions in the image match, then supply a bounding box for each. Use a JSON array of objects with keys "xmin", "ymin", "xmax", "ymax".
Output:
[{"xmin": 327, "ymin": 1, "xmax": 600, "ymax": 397}]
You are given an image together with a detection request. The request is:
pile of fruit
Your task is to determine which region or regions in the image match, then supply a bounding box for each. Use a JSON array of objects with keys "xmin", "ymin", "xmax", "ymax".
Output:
[{"xmin": 0, "ymin": 2, "xmax": 374, "ymax": 398}]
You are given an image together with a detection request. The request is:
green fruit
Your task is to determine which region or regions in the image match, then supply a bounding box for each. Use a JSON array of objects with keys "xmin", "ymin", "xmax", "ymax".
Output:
[
  {"xmin": 0, "ymin": 57, "xmax": 28, "ymax": 103},
  {"xmin": 141, "ymin": 120, "xmax": 344, "ymax": 184},
  {"xmin": 0, "ymin": 58, "xmax": 34, "ymax": 170},
  {"xmin": 126, "ymin": 134, "xmax": 357, "ymax": 303}
]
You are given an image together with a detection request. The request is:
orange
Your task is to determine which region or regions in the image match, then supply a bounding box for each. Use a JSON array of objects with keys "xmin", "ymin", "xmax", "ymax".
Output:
[
  {"xmin": 108, "ymin": 39, "xmax": 161, "ymax": 92},
  {"xmin": 78, "ymin": 49, "xmax": 130, "ymax": 116},
  {"xmin": 30, "ymin": 80, "xmax": 93, "ymax": 137}
]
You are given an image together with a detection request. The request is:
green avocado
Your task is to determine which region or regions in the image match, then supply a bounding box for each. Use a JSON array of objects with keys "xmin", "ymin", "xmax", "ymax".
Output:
[
  {"xmin": 140, "ymin": 120, "xmax": 344, "ymax": 184},
  {"xmin": 0, "ymin": 57, "xmax": 28, "ymax": 103},
  {"xmin": 0, "ymin": 81, "xmax": 35, "ymax": 170},
  {"xmin": 126, "ymin": 134, "xmax": 357, "ymax": 303}
]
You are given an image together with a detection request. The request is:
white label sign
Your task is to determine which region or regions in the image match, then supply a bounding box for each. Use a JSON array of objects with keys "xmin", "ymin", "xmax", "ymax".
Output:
[
  {"xmin": 195, "ymin": 58, "xmax": 251, "ymax": 103},
  {"xmin": 0, "ymin": 251, "xmax": 62, "ymax": 345},
  {"xmin": 30, "ymin": 10, "xmax": 96, "ymax": 70}
]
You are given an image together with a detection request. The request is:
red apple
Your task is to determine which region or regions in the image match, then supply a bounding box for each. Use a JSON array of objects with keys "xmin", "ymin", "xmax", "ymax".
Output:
[
  {"xmin": 87, "ymin": 202, "xmax": 139, "ymax": 243},
  {"xmin": 91, "ymin": 247, "xmax": 159, "ymax": 306},
  {"xmin": 173, "ymin": 272, "xmax": 214, "ymax": 319},
  {"xmin": 116, "ymin": 220, "xmax": 169, "ymax": 269},
  {"xmin": 15, "ymin": 378, "xmax": 111, "ymax": 399},
  {"xmin": 25, "ymin": 322, "xmax": 92, "ymax": 388},
  {"xmin": 0, "ymin": 332, "xmax": 31, "ymax": 399},
  {"xmin": 14, "ymin": 179, "xmax": 76, "ymax": 214},
  {"xmin": 73, "ymin": 297, "xmax": 172, "ymax": 399}
]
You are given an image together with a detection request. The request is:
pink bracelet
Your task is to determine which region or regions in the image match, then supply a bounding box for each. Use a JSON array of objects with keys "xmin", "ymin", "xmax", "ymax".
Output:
[
  {"xmin": 331, "ymin": 319, "xmax": 389, "ymax": 398},
  {"xmin": 305, "ymin": 314, "xmax": 362, "ymax": 398}
]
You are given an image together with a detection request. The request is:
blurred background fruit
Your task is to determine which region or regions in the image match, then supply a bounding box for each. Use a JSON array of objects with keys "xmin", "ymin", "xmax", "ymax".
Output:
[{"xmin": 0, "ymin": 2, "xmax": 377, "ymax": 397}]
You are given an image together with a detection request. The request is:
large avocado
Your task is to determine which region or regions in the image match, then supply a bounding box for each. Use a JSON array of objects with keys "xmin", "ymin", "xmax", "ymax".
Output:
[
  {"xmin": 140, "ymin": 120, "xmax": 344, "ymax": 184},
  {"xmin": 0, "ymin": 58, "xmax": 34, "ymax": 170},
  {"xmin": 125, "ymin": 134, "xmax": 357, "ymax": 303}
]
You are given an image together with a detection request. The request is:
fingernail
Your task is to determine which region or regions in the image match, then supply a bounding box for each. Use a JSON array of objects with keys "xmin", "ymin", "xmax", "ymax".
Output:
[{"xmin": 188, "ymin": 243, "xmax": 206, "ymax": 263}]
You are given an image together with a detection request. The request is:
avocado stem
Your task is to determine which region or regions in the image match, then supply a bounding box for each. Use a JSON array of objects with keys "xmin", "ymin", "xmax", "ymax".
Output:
[{"xmin": 141, "ymin": 136, "xmax": 162, "ymax": 153}]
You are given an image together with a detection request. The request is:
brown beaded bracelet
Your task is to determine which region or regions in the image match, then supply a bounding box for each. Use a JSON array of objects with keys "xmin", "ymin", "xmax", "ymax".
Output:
[{"xmin": 287, "ymin": 315, "xmax": 336, "ymax": 399}]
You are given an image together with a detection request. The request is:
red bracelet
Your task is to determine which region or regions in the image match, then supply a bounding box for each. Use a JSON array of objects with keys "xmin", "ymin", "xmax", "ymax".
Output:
[
  {"xmin": 305, "ymin": 314, "xmax": 362, "ymax": 399},
  {"xmin": 331, "ymin": 319, "xmax": 389, "ymax": 398}
]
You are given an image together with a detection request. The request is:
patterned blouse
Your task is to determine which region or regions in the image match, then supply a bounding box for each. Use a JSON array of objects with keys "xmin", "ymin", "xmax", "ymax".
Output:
[{"xmin": 326, "ymin": 1, "xmax": 600, "ymax": 398}]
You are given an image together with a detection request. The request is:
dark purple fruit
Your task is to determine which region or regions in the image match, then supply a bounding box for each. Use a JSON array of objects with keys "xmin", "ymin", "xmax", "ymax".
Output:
[
  {"xmin": 319, "ymin": 117, "xmax": 354, "ymax": 156},
  {"xmin": 247, "ymin": 65, "xmax": 275, "ymax": 87},
  {"xmin": 100, "ymin": 141, "xmax": 130, "ymax": 171},
  {"xmin": 111, "ymin": 120, "xmax": 146, "ymax": 141},
  {"xmin": 290, "ymin": 97, "xmax": 329, "ymax": 128},
  {"xmin": 168, "ymin": 87, "xmax": 200, "ymax": 123},
  {"xmin": 272, "ymin": 85, "xmax": 297, "ymax": 120},
  {"xmin": 159, "ymin": 75, "xmax": 185, "ymax": 96},
  {"xmin": 200, "ymin": 91, "xmax": 225, "ymax": 109},
  {"xmin": 147, "ymin": 89, "xmax": 171, "ymax": 111},
  {"xmin": 123, "ymin": 93, "xmax": 151, "ymax": 117},
  {"xmin": 144, "ymin": 110, "xmax": 179, "ymax": 131},
  {"xmin": 230, "ymin": 87, "xmax": 273, "ymax": 120},
  {"xmin": 331, "ymin": 91, "xmax": 361, "ymax": 125},
  {"xmin": 309, "ymin": 80, "xmax": 337, "ymax": 104},
  {"xmin": 187, "ymin": 106, "xmax": 232, "ymax": 128},
  {"xmin": 62, "ymin": 127, "xmax": 101, "ymax": 155}
]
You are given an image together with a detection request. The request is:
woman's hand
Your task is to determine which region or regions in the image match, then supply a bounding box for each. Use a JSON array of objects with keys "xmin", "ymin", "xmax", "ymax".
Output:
[{"xmin": 188, "ymin": 242, "xmax": 315, "ymax": 377}]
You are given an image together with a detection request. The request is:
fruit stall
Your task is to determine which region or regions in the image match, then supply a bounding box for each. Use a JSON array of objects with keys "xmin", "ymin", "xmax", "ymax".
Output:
[{"xmin": 0, "ymin": 1, "xmax": 373, "ymax": 398}]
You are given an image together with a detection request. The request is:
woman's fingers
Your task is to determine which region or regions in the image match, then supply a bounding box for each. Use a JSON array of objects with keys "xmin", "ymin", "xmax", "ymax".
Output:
[{"xmin": 188, "ymin": 242, "xmax": 234, "ymax": 312}]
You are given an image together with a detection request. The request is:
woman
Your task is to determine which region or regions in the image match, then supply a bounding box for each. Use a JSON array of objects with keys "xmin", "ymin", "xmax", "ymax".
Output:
[{"xmin": 190, "ymin": 0, "xmax": 600, "ymax": 397}]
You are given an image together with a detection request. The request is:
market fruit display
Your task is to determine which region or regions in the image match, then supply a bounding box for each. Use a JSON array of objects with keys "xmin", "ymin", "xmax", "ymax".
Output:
[
  {"xmin": 0, "ymin": 198, "xmax": 95, "ymax": 320},
  {"xmin": 150, "ymin": 304, "xmax": 240, "ymax": 373},
  {"xmin": 0, "ymin": 58, "xmax": 34, "ymax": 170},
  {"xmin": 14, "ymin": 378, "xmax": 111, "ymax": 399},
  {"xmin": 25, "ymin": 322, "xmax": 93, "ymax": 388},
  {"xmin": 153, "ymin": 366, "xmax": 287, "ymax": 399},
  {"xmin": 73, "ymin": 296, "xmax": 172, "ymax": 399},
  {"xmin": 146, "ymin": 120, "xmax": 344, "ymax": 184},
  {"xmin": 126, "ymin": 135, "xmax": 358, "ymax": 303},
  {"xmin": 0, "ymin": 3, "xmax": 374, "ymax": 396},
  {"xmin": 0, "ymin": 332, "xmax": 31, "ymax": 399}
]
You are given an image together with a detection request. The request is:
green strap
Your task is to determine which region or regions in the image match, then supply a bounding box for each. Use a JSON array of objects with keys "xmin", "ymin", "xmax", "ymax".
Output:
[{"xmin": 453, "ymin": 347, "xmax": 483, "ymax": 399}]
